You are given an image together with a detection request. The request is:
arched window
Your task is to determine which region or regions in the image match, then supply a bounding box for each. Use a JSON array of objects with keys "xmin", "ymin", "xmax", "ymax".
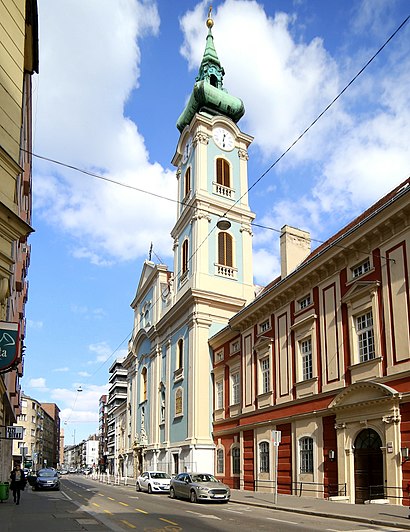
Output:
[
  {"xmin": 182, "ymin": 239, "xmax": 189, "ymax": 274},
  {"xmin": 177, "ymin": 339, "xmax": 184, "ymax": 370},
  {"xmin": 184, "ymin": 167, "xmax": 191, "ymax": 198},
  {"xmin": 218, "ymin": 232, "xmax": 233, "ymax": 267},
  {"xmin": 141, "ymin": 368, "xmax": 147, "ymax": 402},
  {"xmin": 259, "ymin": 441, "xmax": 269, "ymax": 473},
  {"xmin": 216, "ymin": 449, "xmax": 224, "ymax": 474},
  {"xmin": 216, "ymin": 158, "xmax": 230, "ymax": 188},
  {"xmin": 232, "ymin": 447, "xmax": 240, "ymax": 475},
  {"xmin": 299, "ymin": 437, "xmax": 313, "ymax": 473}
]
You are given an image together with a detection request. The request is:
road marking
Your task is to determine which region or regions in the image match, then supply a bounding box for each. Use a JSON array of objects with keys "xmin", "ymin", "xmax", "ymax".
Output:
[
  {"xmin": 98, "ymin": 493, "xmax": 105, "ymax": 496},
  {"xmin": 121, "ymin": 520, "xmax": 136, "ymax": 529},
  {"xmin": 267, "ymin": 517, "xmax": 298, "ymax": 524},
  {"xmin": 92, "ymin": 502, "xmax": 100, "ymax": 507},
  {"xmin": 185, "ymin": 510, "xmax": 221, "ymax": 520},
  {"xmin": 159, "ymin": 518, "xmax": 179, "ymax": 525},
  {"xmin": 119, "ymin": 501, "xmax": 129, "ymax": 507},
  {"xmin": 108, "ymin": 496, "xmax": 115, "ymax": 501},
  {"xmin": 104, "ymin": 509, "xmax": 113, "ymax": 515},
  {"xmin": 135, "ymin": 508, "xmax": 148, "ymax": 514}
]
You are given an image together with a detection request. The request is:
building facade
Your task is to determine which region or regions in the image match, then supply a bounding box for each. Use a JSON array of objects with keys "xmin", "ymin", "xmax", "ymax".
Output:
[
  {"xmin": 106, "ymin": 359, "xmax": 127, "ymax": 474},
  {"xmin": 210, "ymin": 179, "xmax": 410, "ymax": 505},
  {"xmin": 12, "ymin": 394, "xmax": 59, "ymax": 470},
  {"xmin": 0, "ymin": 0, "xmax": 38, "ymax": 480},
  {"xmin": 128, "ymin": 13, "xmax": 255, "ymax": 475},
  {"xmin": 98, "ymin": 394, "xmax": 108, "ymax": 472}
]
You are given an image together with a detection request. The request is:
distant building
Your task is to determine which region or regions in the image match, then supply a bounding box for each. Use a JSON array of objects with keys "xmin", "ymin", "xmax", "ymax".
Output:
[
  {"xmin": 98, "ymin": 395, "xmax": 108, "ymax": 471},
  {"xmin": 106, "ymin": 359, "xmax": 127, "ymax": 473},
  {"xmin": 12, "ymin": 394, "xmax": 60, "ymax": 470},
  {"xmin": 41, "ymin": 403, "xmax": 61, "ymax": 468},
  {"xmin": 0, "ymin": 0, "xmax": 38, "ymax": 481}
]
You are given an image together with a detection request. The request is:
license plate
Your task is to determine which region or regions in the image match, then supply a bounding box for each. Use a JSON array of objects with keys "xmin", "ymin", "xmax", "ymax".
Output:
[{"xmin": 213, "ymin": 494, "xmax": 224, "ymax": 498}]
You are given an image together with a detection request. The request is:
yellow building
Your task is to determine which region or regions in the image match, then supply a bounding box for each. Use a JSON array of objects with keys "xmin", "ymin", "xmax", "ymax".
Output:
[{"xmin": 0, "ymin": 0, "xmax": 38, "ymax": 480}]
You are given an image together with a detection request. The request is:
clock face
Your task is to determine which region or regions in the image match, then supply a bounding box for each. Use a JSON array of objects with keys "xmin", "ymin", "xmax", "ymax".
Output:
[
  {"xmin": 213, "ymin": 127, "xmax": 234, "ymax": 151},
  {"xmin": 182, "ymin": 137, "xmax": 192, "ymax": 163}
]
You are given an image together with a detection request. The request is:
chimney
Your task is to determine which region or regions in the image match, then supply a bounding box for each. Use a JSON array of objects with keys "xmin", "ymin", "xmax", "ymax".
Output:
[{"xmin": 280, "ymin": 225, "xmax": 311, "ymax": 278}]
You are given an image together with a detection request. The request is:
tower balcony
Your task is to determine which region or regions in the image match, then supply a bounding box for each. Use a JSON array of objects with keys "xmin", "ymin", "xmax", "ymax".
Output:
[
  {"xmin": 213, "ymin": 182, "xmax": 235, "ymax": 199},
  {"xmin": 215, "ymin": 263, "xmax": 238, "ymax": 279}
]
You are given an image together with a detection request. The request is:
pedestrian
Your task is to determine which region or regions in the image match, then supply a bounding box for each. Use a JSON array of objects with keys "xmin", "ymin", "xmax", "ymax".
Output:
[{"xmin": 10, "ymin": 463, "xmax": 26, "ymax": 505}]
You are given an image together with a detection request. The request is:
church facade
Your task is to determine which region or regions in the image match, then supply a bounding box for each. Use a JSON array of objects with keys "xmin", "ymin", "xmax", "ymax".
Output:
[{"xmin": 126, "ymin": 12, "xmax": 255, "ymax": 476}]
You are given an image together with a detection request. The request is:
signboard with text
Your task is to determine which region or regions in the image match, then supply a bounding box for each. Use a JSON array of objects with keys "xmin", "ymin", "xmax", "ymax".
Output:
[
  {"xmin": 6, "ymin": 426, "xmax": 24, "ymax": 440},
  {"xmin": 0, "ymin": 321, "xmax": 19, "ymax": 372}
]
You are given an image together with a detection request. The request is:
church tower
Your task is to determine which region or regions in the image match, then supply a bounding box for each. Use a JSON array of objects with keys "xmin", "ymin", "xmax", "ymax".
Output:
[
  {"xmin": 130, "ymin": 10, "xmax": 255, "ymax": 476},
  {"xmin": 171, "ymin": 10, "xmax": 255, "ymax": 307}
]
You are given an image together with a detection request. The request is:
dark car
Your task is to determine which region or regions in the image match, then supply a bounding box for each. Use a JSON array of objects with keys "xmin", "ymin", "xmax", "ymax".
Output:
[
  {"xmin": 32, "ymin": 468, "xmax": 60, "ymax": 491},
  {"xmin": 170, "ymin": 472, "xmax": 230, "ymax": 503}
]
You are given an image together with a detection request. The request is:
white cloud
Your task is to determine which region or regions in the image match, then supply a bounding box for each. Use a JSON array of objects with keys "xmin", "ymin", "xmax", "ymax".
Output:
[
  {"xmin": 28, "ymin": 377, "xmax": 48, "ymax": 390},
  {"xmin": 78, "ymin": 371, "xmax": 91, "ymax": 378},
  {"xmin": 27, "ymin": 320, "xmax": 44, "ymax": 330},
  {"xmin": 55, "ymin": 383, "xmax": 109, "ymax": 427},
  {"xmin": 53, "ymin": 367, "xmax": 69, "ymax": 373},
  {"xmin": 88, "ymin": 341, "xmax": 127, "ymax": 364},
  {"xmin": 34, "ymin": 0, "xmax": 175, "ymax": 266}
]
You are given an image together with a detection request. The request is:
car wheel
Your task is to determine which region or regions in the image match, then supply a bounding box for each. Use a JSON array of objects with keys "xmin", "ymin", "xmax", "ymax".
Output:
[
  {"xmin": 148, "ymin": 484, "xmax": 152, "ymax": 494},
  {"xmin": 169, "ymin": 487, "xmax": 176, "ymax": 499},
  {"xmin": 190, "ymin": 490, "xmax": 197, "ymax": 503},
  {"xmin": 136, "ymin": 482, "xmax": 141, "ymax": 492}
]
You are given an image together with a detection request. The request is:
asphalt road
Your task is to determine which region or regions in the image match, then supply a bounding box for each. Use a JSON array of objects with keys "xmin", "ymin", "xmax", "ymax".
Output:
[{"xmin": 58, "ymin": 475, "xmax": 400, "ymax": 532}]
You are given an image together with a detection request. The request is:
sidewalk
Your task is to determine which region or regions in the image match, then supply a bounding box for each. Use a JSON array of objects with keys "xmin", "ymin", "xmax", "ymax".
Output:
[
  {"xmin": 229, "ymin": 488, "xmax": 410, "ymax": 530},
  {"xmin": 0, "ymin": 485, "xmax": 118, "ymax": 532}
]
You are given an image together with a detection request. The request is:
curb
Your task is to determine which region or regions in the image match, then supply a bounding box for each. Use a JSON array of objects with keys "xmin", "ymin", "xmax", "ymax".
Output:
[{"xmin": 229, "ymin": 498, "xmax": 410, "ymax": 531}]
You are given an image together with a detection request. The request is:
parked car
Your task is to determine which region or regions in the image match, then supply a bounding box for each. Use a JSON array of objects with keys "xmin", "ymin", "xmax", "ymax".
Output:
[
  {"xmin": 169, "ymin": 473, "xmax": 230, "ymax": 503},
  {"xmin": 136, "ymin": 471, "xmax": 172, "ymax": 494},
  {"xmin": 32, "ymin": 468, "xmax": 60, "ymax": 491}
]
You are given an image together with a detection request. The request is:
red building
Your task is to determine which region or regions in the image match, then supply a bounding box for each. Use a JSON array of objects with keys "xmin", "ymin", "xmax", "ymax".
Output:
[{"xmin": 210, "ymin": 178, "xmax": 410, "ymax": 505}]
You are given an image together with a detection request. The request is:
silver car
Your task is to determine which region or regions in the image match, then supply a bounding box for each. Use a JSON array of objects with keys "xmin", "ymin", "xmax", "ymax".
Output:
[
  {"xmin": 169, "ymin": 472, "xmax": 230, "ymax": 503},
  {"xmin": 136, "ymin": 471, "xmax": 172, "ymax": 493}
]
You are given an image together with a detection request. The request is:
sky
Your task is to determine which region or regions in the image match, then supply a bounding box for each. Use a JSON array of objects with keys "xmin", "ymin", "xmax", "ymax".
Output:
[{"xmin": 22, "ymin": 0, "xmax": 410, "ymax": 445}]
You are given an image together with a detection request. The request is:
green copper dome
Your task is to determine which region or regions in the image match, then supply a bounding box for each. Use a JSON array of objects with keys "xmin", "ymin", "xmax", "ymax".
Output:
[{"xmin": 176, "ymin": 12, "xmax": 245, "ymax": 132}]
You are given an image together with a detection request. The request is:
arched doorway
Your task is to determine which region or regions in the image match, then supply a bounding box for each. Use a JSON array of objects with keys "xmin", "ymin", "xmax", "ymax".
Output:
[{"xmin": 354, "ymin": 428, "xmax": 384, "ymax": 503}]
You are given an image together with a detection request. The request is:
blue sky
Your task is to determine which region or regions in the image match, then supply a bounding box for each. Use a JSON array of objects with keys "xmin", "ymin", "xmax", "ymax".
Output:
[{"xmin": 23, "ymin": 0, "xmax": 410, "ymax": 444}]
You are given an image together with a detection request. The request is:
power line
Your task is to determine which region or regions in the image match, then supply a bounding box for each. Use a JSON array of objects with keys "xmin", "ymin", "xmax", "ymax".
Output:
[{"xmin": 27, "ymin": 14, "xmax": 410, "ymax": 381}]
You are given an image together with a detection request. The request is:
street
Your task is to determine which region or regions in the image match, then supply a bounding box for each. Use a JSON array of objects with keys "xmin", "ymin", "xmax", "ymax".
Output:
[{"xmin": 58, "ymin": 475, "xmax": 401, "ymax": 532}]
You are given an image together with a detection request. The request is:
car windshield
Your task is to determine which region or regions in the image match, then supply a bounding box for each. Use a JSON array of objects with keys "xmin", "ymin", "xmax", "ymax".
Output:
[
  {"xmin": 151, "ymin": 472, "xmax": 171, "ymax": 479},
  {"xmin": 38, "ymin": 469, "xmax": 56, "ymax": 477},
  {"xmin": 191, "ymin": 474, "xmax": 217, "ymax": 483}
]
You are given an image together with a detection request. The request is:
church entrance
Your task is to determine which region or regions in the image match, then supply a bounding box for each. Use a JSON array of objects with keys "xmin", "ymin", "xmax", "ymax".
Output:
[{"xmin": 354, "ymin": 428, "xmax": 384, "ymax": 503}]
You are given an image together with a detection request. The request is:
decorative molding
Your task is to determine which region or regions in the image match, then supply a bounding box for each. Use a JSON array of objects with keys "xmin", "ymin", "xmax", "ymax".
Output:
[
  {"xmin": 193, "ymin": 132, "xmax": 209, "ymax": 145},
  {"xmin": 238, "ymin": 149, "xmax": 249, "ymax": 160}
]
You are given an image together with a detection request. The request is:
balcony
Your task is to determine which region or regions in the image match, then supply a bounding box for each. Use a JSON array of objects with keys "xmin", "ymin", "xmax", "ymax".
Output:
[
  {"xmin": 213, "ymin": 182, "xmax": 235, "ymax": 199},
  {"xmin": 215, "ymin": 263, "xmax": 237, "ymax": 279}
]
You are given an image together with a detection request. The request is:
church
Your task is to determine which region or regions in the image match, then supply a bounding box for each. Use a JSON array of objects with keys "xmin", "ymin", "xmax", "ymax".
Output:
[{"xmin": 122, "ymin": 11, "xmax": 410, "ymax": 506}]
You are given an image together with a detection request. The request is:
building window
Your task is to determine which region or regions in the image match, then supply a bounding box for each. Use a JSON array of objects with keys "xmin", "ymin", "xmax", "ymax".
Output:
[
  {"xmin": 184, "ymin": 167, "xmax": 191, "ymax": 198},
  {"xmin": 356, "ymin": 311, "xmax": 375, "ymax": 362},
  {"xmin": 230, "ymin": 339, "xmax": 240, "ymax": 355},
  {"xmin": 175, "ymin": 388, "xmax": 183, "ymax": 417},
  {"xmin": 300, "ymin": 338, "xmax": 313, "ymax": 380},
  {"xmin": 177, "ymin": 339, "xmax": 184, "ymax": 370},
  {"xmin": 298, "ymin": 294, "xmax": 311, "ymax": 310},
  {"xmin": 216, "ymin": 158, "xmax": 230, "ymax": 188},
  {"xmin": 259, "ymin": 319, "xmax": 270, "ymax": 333},
  {"xmin": 232, "ymin": 447, "xmax": 240, "ymax": 475},
  {"xmin": 160, "ymin": 391, "xmax": 165, "ymax": 423},
  {"xmin": 218, "ymin": 232, "xmax": 233, "ymax": 267},
  {"xmin": 259, "ymin": 442, "xmax": 270, "ymax": 473},
  {"xmin": 141, "ymin": 367, "xmax": 147, "ymax": 402},
  {"xmin": 260, "ymin": 357, "xmax": 270, "ymax": 394},
  {"xmin": 352, "ymin": 258, "xmax": 371, "ymax": 279},
  {"xmin": 216, "ymin": 381, "xmax": 223, "ymax": 410},
  {"xmin": 182, "ymin": 239, "xmax": 189, "ymax": 275},
  {"xmin": 216, "ymin": 449, "xmax": 224, "ymax": 474},
  {"xmin": 214, "ymin": 349, "xmax": 224, "ymax": 363},
  {"xmin": 300, "ymin": 437, "xmax": 313, "ymax": 473},
  {"xmin": 231, "ymin": 372, "xmax": 240, "ymax": 405}
]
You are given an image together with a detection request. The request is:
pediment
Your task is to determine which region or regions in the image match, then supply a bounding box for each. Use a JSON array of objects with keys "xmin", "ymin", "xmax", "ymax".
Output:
[
  {"xmin": 329, "ymin": 381, "xmax": 400, "ymax": 410},
  {"xmin": 341, "ymin": 280, "xmax": 379, "ymax": 304}
]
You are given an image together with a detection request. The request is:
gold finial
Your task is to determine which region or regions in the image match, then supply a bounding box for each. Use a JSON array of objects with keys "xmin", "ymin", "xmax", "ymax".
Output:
[{"xmin": 206, "ymin": 5, "xmax": 214, "ymax": 29}]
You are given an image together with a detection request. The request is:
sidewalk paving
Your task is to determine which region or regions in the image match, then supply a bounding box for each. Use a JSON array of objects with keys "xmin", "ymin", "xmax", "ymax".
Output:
[
  {"xmin": 0, "ymin": 485, "xmax": 117, "ymax": 532},
  {"xmin": 229, "ymin": 488, "xmax": 410, "ymax": 530}
]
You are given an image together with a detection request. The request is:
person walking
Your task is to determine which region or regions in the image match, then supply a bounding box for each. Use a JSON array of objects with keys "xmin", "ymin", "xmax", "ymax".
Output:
[{"xmin": 10, "ymin": 463, "xmax": 26, "ymax": 504}]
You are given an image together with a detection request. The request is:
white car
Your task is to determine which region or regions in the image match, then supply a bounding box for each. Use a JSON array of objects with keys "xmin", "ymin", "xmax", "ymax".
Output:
[{"xmin": 136, "ymin": 471, "xmax": 172, "ymax": 494}]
